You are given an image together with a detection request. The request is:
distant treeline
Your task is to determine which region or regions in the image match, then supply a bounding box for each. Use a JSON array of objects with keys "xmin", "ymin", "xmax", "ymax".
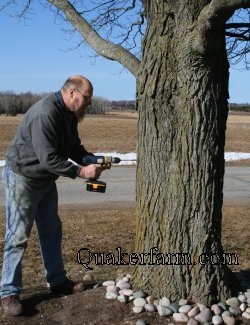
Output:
[
  {"xmin": 1, "ymin": 91, "xmax": 248, "ymax": 115},
  {"xmin": 230, "ymin": 103, "xmax": 250, "ymax": 112},
  {"xmin": 110, "ymin": 100, "xmax": 135, "ymax": 110},
  {"xmin": 0, "ymin": 91, "xmax": 136, "ymax": 116}
]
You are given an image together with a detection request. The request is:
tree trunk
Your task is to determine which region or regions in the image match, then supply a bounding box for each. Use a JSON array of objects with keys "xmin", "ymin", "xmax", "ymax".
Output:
[{"xmin": 133, "ymin": 1, "xmax": 238, "ymax": 305}]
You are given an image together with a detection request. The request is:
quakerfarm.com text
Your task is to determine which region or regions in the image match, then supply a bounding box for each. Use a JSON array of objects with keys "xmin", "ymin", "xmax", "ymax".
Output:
[{"xmin": 77, "ymin": 247, "xmax": 239, "ymax": 270}]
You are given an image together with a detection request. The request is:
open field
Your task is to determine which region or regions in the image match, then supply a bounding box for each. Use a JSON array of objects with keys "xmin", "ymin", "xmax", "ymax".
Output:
[
  {"xmin": 225, "ymin": 112, "xmax": 250, "ymax": 164},
  {"xmin": 0, "ymin": 110, "xmax": 250, "ymax": 166},
  {"xmin": 0, "ymin": 111, "xmax": 138, "ymax": 159},
  {"xmin": 0, "ymin": 111, "xmax": 249, "ymax": 323}
]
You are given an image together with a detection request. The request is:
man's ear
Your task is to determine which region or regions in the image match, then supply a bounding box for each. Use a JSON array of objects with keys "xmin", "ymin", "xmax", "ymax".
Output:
[{"xmin": 69, "ymin": 88, "xmax": 74, "ymax": 97}]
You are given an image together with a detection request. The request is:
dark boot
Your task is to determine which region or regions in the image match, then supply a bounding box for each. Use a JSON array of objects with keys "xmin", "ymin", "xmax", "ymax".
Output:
[
  {"xmin": 1, "ymin": 295, "xmax": 24, "ymax": 316},
  {"xmin": 50, "ymin": 278, "xmax": 84, "ymax": 295}
]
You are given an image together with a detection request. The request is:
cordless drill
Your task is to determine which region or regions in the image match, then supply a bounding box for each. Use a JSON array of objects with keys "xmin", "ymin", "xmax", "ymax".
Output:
[
  {"xmin": 82, "ymin": 155, "xmax": 123, "ymax": 193},
  {"xmin": 82, "ymin": 155, "xmax": 122, "ymax": 167}
]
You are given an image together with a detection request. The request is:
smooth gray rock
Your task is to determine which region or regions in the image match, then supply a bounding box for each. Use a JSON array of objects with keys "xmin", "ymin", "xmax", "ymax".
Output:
[
  {"xmin": 117, "ymin": 294, "xmax": 128, "ymax": 303},
  {"xmin": 226, "ymin": 297, "xmax": 240, "ymax": 308},
  {"xmin": 212, "ymin": 315, "xmax": 223, "ymax": 325},
  {"xmin": 105, "ymin": 291, "xmax": 118, "ymax": 299},
  {"xmin": 194, "ymin": 308, "xmax": 212, "ymax": 323},
  {"xmin": 120, "ymin": 289, "xmax": 133, "ymax": 296},
  {"xmin": 173, "ymin": 313, "xmax": 189, "ymax": 322},
  {"xmin": 222, "ymin": 310, "xmax": 232, "ymax": 317},
  {"xmin": 157, "ymin": 305, "xmax": 173, "ymax": 316},
  {"xmin": 217, "ymin": 302, "xmax": 227, "ymax": 310},
  {"xmin": 144, "ymin": 303, "xmax": 156, "ymax": 312},
  {"xmin": 82, "ymin": 274, "xmax": 93, "ymax": 281},
  {"xmin": 103, "ymin": 280, "xmax": 115, "ymax": 287},
  {"xmin": 187, "ymin": 319, "xmax": 198, "ymax": 325},
  {"xmin": 159, "ymin": 297, "xmax": 171, "ymax": 307},
  {"xmin": 116, "ymin": 281, "xmax": 131, "ymax": 289},
  {"xmin": 179, "ymin": 298, "xmax": 189, "ymax": 306},
  {"xmin": 106, "ymin": 285, "xmax": 117, "ymax": 292},
  {"xmin": 133, "ymin": 306, "xmax": 144, "ymax": 314},
  {"xmin": 168, "ymin": 303, "xmax": 179, "ymax": 313},
  {"xmin": 197, "ymin": 303, "xmax": 207, "ymax": 311},
  {"xmin": 229, "ymin": 306, "xmax": 242, "ymax": 316},
  {"xmin": 242, "ymin": 312, "xmax": 250, "ymax": 320},
  {"xmin": 133, "ymin": 290, "xmax": 147, "ymax": 299},
  {"xmin": 153, "ymin": 299, "xmax": 159, "ymax": 306},
  {"xmin": 133, "ymin": 297, "xmax": 147, "ymax": 307},
  {"xmin": 239, "ymin": 303, "xmax": 247, "ymax": 312},
  {"xmin": 179, "ymin": 305, "xmax": 192, "ymax": 314},
  {"xmin": 238, "ymin": 294, "xmax": 247, "ymax": 303},
  {"xmin": 188, "ymin": 306, "xmax": 200, "ymax": 318},
  {"xmin": 211, "ymin": 304, "xmax": 222, "ymax": 315},
  {"xmin": 222, "ymin": 313, "xmax": 236, "ymax": 325}
]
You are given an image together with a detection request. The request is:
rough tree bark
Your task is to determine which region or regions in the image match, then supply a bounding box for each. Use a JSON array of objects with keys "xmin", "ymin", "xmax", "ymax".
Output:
[{"xmin": 133, "ymin": 0, "xmax": 248, "ymax": 305}]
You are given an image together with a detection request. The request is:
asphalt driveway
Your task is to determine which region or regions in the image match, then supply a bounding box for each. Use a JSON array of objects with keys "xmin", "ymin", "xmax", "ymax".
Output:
[{"xmin": 0, "ymin": 167, "xmax": 249, "ymax": 208}]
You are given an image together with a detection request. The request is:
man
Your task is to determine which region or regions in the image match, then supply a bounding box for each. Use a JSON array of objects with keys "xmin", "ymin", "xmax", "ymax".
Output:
[{"xmin": 1, "ymin": 75, "xmax": 104, "ymax": 316}]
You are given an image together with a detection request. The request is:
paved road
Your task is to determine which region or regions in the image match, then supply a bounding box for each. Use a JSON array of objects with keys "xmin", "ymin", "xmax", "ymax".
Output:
[{"xmin": 0, "ymin": 167, "xmax": 249, "ymax": 208}]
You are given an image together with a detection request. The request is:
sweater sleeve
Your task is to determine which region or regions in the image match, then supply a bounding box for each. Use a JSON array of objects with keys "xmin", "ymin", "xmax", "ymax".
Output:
[{"xmin": 30, "ymin": 113, "xmax": 79, "ymax": 179}]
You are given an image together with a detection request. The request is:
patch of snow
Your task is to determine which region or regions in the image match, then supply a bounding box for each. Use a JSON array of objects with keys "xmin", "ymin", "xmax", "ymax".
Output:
[
  {"xmin": 1, "ymin": 152, "xmax": 250, "ymax": 168},
  {"xmin": 224, "ymin": 152, "xmax": 250, "ymax": 162}
]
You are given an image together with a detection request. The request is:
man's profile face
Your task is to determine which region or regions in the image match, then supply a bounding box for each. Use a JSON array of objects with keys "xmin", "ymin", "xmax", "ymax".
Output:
[{"xmin": 72, "ymin": 86, "xmax": 93, "ymax": 122}]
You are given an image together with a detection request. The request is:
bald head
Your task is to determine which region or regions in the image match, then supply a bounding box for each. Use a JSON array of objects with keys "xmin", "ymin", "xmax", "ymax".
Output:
[
  {"xmin": 61, "ymin": 75, "xmax": 93, "ymax": 121},
  {"xmin": 62, "ymin": 75, "xmax": 93, "ymax": 94}
]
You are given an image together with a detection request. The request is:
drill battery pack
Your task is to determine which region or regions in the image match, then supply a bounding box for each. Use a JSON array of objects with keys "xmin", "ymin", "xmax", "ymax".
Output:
[{"xmin": 86, "ymin": 180, "xmax": 106, "ymax": 193}]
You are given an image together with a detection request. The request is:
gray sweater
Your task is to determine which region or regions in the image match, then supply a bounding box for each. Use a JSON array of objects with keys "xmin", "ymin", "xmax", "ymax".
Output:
[{"xmin": 6, "ymin": 92, "xmax": 91, "ymax": 180}]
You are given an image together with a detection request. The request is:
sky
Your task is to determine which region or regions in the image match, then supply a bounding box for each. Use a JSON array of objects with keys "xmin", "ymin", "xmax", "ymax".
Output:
[{"xmin": 0, "ymin": 3, "xmax": 249, "ymax": 102}]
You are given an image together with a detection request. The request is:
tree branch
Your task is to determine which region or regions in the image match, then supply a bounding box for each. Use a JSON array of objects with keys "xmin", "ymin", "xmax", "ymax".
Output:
[
  {"xmin": 194, "ymin": 0, "xmax": 250, "ymax": 55},
  {"xmin": 210, "ymin": 0, "xmax": 250, "ymax": 14},
  {"xmin": 198, "ymin": 0, "xmax": 250, "ymax": 28},
  {"xmin": 47, "ymin": 0, "xmax": 141, "ymax": 77},
  {"xmin": 226, "ymin": 22, "xmax": 250, "ymax": 28},
  {"xmin": 226, "ymin": 31, "xmax": 250, "ymax": 40}
]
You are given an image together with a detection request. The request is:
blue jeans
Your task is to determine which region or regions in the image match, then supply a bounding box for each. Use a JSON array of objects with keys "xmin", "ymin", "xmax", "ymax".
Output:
[{"xmin": 0, "ymin": 166, "xmax": 66, "ymax": 298}]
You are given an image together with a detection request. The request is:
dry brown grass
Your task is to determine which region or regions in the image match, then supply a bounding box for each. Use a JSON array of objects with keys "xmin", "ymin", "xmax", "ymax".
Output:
[
  {"xmin": 0, "ymin": 111, "xmax": 249, "ymax": 165},
  {"xmin": 78, "ymin": 112, "xmax": 137, "ymax": 153},
  {"xmin": 0, "ymin": 112, "xmax": 138, "ymax": 159},
  {"xmin": 0, "ymin": 115, "xmax": 23, "ymax": 160},
  {"xmin": 225, "ymin": 128, "xmax": 250, "ymax": 153}
]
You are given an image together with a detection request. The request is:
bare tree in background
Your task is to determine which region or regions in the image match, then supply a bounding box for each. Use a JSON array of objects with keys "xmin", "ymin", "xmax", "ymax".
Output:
[{"xmin": 1, "ymin": 0, "xmax": 250, "ymax": 305}]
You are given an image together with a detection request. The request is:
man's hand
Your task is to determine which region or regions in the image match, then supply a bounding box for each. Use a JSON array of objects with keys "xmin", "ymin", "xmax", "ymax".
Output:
[
  {"xmin": 78, "ymin": 164, "xmax": 103, "ymax": 179},
  {"xmin": 102, "ymin": 163, "xmax": 111, "ymax": 170}
]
